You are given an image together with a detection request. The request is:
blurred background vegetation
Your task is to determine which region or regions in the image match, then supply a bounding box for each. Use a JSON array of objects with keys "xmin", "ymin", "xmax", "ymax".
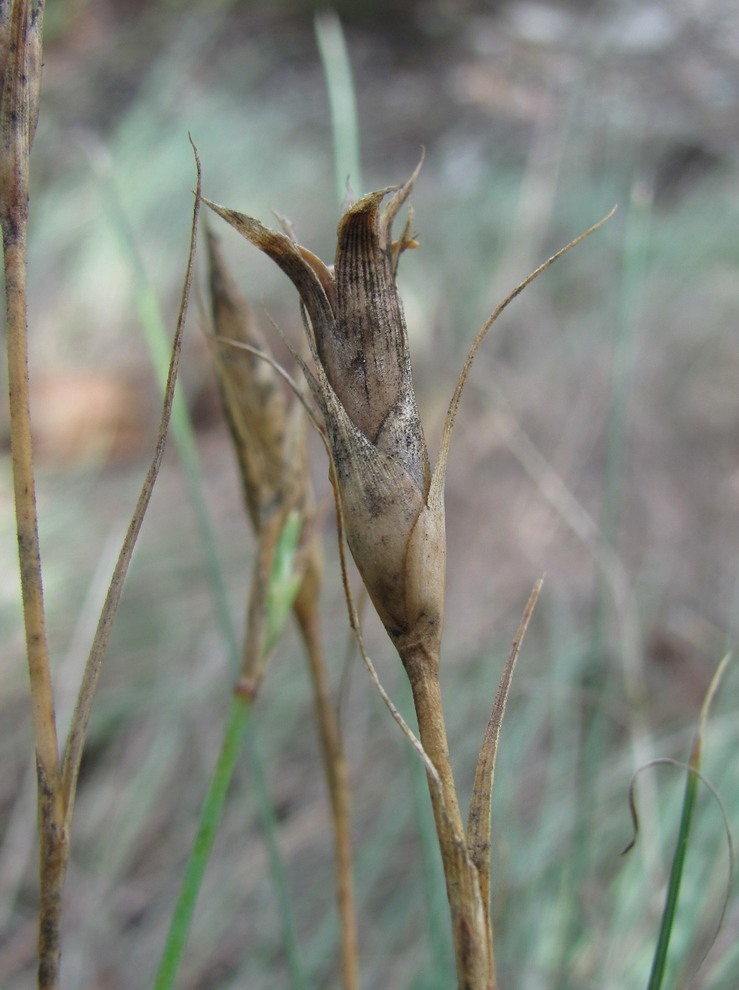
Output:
[{"xmin": 2, "ymin": 1, "xmax": 739, "ymax": 988}]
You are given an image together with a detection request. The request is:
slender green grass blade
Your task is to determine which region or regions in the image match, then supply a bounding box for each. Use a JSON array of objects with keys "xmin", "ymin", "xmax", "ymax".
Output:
[
  {"xmin": 265, "ymin": 511, "xmax": 303, "ymax": 654},
  {"xmin": 646, "ymin": 654, "xmax": 731, "ymax": 990},
  {"xmin": 152, "ymin": 692, "xmax": 251, "ymax": 990},
  {"xmin": 315, "ymin": 10, "xmax": 363, "ymax": 204},
  {"xmin": 645, "ymin": 758, "xmax": 698, "ymax": 990},
  {"xmin": 152, "ymin": 513, "xmax": 305, "ymax": 990},
  {"xmin": 243, "ymin": 714, "xmax": 307, "ymax": 990}
]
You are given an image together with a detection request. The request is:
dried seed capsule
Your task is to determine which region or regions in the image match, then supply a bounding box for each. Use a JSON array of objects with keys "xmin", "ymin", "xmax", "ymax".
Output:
[{"xmin": 206, "ymin": 169, "xmax": 445, "ymax": 660}]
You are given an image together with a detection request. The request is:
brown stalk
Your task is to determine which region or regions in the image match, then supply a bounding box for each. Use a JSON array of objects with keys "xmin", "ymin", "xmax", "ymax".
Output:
[
  {"xmin": 294, "ymin": 565, "xmax": 360, "ymax": 990},
  {"xmin": 236, "ymin": 485, "xmax": 361, "ymax": 990},
  {"xmin": 401, "ymin": 643, "xmax": 492, "ymax": 990},
  {"xmin": 1, "ymin": 4, "xmax": 66, "ymax": 987},
  {"xmin": 1, "ymin": 0, "xmax": 55, "ymax": 783}
]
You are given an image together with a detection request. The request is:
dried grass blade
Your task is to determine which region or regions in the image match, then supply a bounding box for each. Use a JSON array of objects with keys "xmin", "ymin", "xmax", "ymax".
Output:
[
  {"xmin": 61, "ymin": 141, "xmax": 202, "ymax": 821},
  {"xmin": 467, "ymin": 578, "xmax": 543, "ymax": 914},
  {"xmin": 431, "ymin": 208, "xmax": 617, "ymax": 505}
]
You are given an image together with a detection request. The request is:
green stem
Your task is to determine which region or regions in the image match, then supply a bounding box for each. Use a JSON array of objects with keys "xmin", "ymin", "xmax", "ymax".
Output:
[
  {"xmin": 153, "ymin": 693, "xmax": 252, "ymax": 990},
  {"xmin": 646, "ymin": 655, "xmax": 730, "ymax": 990},
  {"xmin": 645, "ymin": 765, "xmax": 697, "ymax": 990},
  {"xmin": 244, "ymin": 715, "xmax": 308, "ymax": 990},
  {"xmin": 153, "ymin": 691, "xmax": 306, "ymax": 990}
]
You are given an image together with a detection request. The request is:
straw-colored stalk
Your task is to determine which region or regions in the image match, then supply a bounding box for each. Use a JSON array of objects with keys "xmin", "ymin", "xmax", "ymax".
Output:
[{"xmin": 1, "ymin": 4, "xmax": 65, "ymax": 985}]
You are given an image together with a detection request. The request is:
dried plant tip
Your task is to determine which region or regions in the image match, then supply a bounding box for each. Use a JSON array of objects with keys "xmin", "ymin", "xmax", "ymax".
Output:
[
  {"xmin": 206, "ymin": 227, "xmax": 309, "ymax": 535},
  {"xmin": 0, "ymin": 0, "xmax": 45, "ymax": 231},
  {"xmin": 206, "ymin": 174, "xmax": 445, "ymax": 661}
]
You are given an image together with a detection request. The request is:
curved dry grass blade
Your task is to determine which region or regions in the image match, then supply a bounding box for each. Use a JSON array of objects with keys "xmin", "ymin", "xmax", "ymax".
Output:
[
  {"xmin": 61, "ymin": 140, "xmax": 202, "ymax": 822},
  {"xmin": 694, "ymin": 652, "xmax": 731, "ymax": 765},
  {"xmin": 430, "ymin": 208, "xmax": 617, "ymax": 505},
  {"xmin": 466, "ymin": 579, "xmax": 542, "ymax": 956}
]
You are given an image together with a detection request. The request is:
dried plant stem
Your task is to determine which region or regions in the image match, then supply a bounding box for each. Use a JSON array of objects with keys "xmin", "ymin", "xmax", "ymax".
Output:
[
  {"xmin": 294, "ymin": 590, "xmax": 360, "ymax": 990},
  {"xmin": 5, "ymin": 224, "xmax": 58, "ymax": 779},
  {"xmin": 1, "ymin": 3, "xmax": 67, "ymax": 986},
  {"xmin": 6, "ymin": 228, "xmax": 52, "ymax": 766},
  {"xmin": 2, "ymin": 3, "xmax": 55, "ymax": 775},
  {"xmin": 35, "ymin": 773, "xmax": 67, "ymax": 990},
  {"xmin": 9, "ymin": 207, "xmax": 69, "ymax": 981},
  {"xmin": 401, "ymin": 645, "xmax": 492, "ymax": 990}
]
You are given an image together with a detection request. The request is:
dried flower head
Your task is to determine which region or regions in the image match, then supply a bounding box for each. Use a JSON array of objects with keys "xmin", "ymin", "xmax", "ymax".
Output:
[
  {"xmin": 206, "ymin": 167, "xmax": 613, "ymax": 990},
  {"xmin": 206, "ymin": 167, "xmax": 445, "ymax": 662},
  {"xmin": 206, "ymin": 227, "xmax": 309, "ymax": 534},
  {"xmin": 206, "ymin": 227, "xmax": 324, "ymax": 693}
]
